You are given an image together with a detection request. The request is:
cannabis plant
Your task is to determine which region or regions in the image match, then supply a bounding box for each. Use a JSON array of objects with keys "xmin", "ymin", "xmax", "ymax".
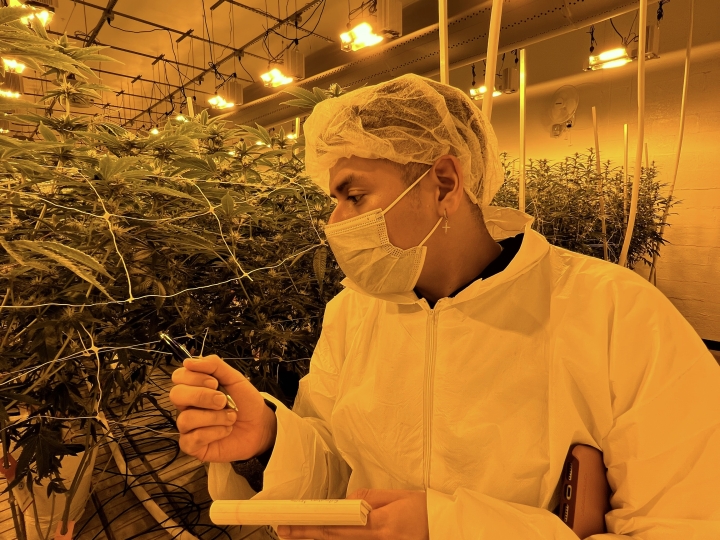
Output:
[
  {"xmin": 492, "ymin": 152, "xmax": 675, "ymax": 269},
  {"xmin": 0, "ymin": 7, "xmax": 341, "ymax": 536}
]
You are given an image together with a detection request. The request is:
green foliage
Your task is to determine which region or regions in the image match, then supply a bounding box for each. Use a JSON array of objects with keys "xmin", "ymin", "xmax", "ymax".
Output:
[
  {"xmin": 492, "ymin": 151, "xmax": 676, "ymax": 269},
  {"xmin": 0, "ymin": 7, "xmax": 342, "ymax": 502}
]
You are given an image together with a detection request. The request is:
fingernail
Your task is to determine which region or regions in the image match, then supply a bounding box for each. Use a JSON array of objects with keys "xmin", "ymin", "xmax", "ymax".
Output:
[
  {"xmin": 226, "ymin": 411, "xmax": 237, "ymax": 422},
  {"xmin": 225, "ymin": 425, "xmax": 233, "ymax": 432},
  {"xmin": 213, "ymin": 394, "xmax": 227, "ymax": 407},
  {"xmin": 203, "ymin": 378, "xmax": 217, "ymax": 389}
]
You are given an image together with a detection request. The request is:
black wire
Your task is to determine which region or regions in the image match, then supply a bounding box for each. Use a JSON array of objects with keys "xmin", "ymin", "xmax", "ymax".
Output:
[
  {"xmin": 609, "ymin": 18, "xmax": 626, "ymax": 44},
  {"xmin": 201, "ymin": 0, "xmax": 216, "ymax": 65},
  {"xmin": 238, "ymin": 55, "xmax": 255, "ymax": 83}
]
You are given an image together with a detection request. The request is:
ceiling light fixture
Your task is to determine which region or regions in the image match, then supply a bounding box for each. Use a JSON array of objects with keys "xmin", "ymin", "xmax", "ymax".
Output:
[
  {"xmin": 0, "ymin": 89, "xmax": 21, "ymax": 99},
  {"xmin": 341, "ymin": 0, "xmax": 401, "ymax": 52},
  {"xmin": 469, "ymin": 85, "xmax": 501, "ymax": 100},
  {"xmin": 341, "ymin": 22, "xmax": 383, "ymax": 52},
  {"xmin": 260, "ymin": 68, "xmax": 293, "ymax": 88},
  {"xmin": 587, "ymin": 47, "xmax": 631, "ymax": 70},
  {"xmin": 17, "ymin": 0, "xmax": 57, "ymax": 26},
  {"xmin": 208, "ymin": 95, "xmax": 234, "ymax": 109},
  {"xmin": 2, "ymin": 58, "xmax": 26, "ymax": 74}
]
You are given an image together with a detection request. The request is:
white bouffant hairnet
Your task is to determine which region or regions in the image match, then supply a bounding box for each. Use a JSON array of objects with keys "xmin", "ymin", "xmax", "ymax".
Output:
[{"xmin": 303, "ymin": 73, "xmax": 503, "ymax": 206}]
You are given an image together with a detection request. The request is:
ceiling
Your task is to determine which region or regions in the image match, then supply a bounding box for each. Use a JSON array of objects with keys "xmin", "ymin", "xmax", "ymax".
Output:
[
  {"xmin": 13, "ymin": 0, "xmax": 661, "ymax": 133},
  {"xmin": 19, "ymin": 0, "xmax": 421, "ymax": 129}
]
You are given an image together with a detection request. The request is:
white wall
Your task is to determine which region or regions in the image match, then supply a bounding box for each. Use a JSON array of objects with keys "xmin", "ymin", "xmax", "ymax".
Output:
[{"xmin": 448, "ymin": 0, "xmax": 720, "ymax": 341}]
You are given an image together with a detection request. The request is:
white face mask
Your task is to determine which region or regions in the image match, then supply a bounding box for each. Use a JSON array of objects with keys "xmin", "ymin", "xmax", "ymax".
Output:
[{"xmin": 324, "ymin": 169, "xmax": 443, "ymax": 295}]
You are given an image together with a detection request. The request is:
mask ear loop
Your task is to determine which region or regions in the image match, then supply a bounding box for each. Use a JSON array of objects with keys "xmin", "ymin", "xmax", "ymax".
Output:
[
  {"xmin": 418, "ymin": 215, "xmax": 444, "ymax": 247},
  {"xmin": 382, "ymin": 168, "xmax": 432, "ymax": 216}
]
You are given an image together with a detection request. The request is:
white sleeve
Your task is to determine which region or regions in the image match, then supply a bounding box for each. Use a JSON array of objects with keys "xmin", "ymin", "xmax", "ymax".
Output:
[
  {"xmin": 207, "ymin": 329, "xmax": 350, "ymax": 501},
  {"xmin": 426, "ymin": 281, "xmax": 720, "ymax": 539}
]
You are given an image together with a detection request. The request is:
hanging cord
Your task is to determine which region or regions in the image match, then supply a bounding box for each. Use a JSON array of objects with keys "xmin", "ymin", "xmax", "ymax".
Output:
[{"xmin": 587, "ymin": 25, "xmax": 597, "ymax": 52}]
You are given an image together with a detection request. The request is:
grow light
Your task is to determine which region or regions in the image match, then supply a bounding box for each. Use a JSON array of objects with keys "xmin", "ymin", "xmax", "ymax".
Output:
[
  {"xmin": 208, "ymin": 95, "xmax": 234, "ymax": 109},
  {"xmin": 175, "ymin": 114, "xmax": 187, "ymax": 122},
  {"xmin": 0, "ymin": 128, "xmax": 9, "ymax": 134},
  {"xmin": 2, "ymin": 58, "xmax": 26, "ymax": 74},
  {"xmin": 0, "ymin": 89, "xmax": 21, "ymax": 99},
  {"xmin": 587, "ymin": 47, "xmax": 631, "ymax": 70},
  {"xmin": 150, "ymin": 127, "xmax": 159, "ymax": 135},
  {"xmin": 469, "ymin": 85, "xmax": 501, "ymax": 100},
  {"xmin": 260, "ymin": 68, "xmax": 293, "ymax": 88},
  {"xmin": 12, "ymin": 1, "xmax": 55, "ymax": 26},
  {"xmin": 286, "ymin": 132, "xmax": 297, "ymax": 140},
  {"xmin": 340, "ymin": 22, "xmax": 383, "ymax": 52}
]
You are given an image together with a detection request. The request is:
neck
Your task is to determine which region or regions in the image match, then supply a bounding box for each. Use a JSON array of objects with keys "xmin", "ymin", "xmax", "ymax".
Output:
[{"xmin": 414, "ymin": 205, "xmax": 502, "ymax": 305}]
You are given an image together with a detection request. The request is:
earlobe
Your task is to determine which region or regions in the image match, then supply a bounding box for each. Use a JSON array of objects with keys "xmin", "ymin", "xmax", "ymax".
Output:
[{"xmin": 432, "ymin": 155, "xmax": 464, "ymax": 213}]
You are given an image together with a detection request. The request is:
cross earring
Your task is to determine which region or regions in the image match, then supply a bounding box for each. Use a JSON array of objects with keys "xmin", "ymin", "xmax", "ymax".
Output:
[{"xmin": 443, "ymin": 210, "xmax": 450, "ymax": 234}]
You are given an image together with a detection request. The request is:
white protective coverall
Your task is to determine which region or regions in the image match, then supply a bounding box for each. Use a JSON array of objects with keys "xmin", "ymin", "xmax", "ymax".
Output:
[{"xmin": 209, "ymin": 206, "xmax": 720, "ymax": 539}]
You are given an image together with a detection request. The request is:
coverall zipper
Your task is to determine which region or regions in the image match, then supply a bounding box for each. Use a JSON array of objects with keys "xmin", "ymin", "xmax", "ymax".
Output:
[{"xmin": 423, "ymin": 309, "xmax": 439, "ymax": 489}]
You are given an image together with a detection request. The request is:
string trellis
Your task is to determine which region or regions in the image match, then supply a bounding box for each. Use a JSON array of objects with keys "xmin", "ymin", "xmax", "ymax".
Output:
[{"xmin": 0, "ymin": 117, "xmax": 343, "ymax": 497}]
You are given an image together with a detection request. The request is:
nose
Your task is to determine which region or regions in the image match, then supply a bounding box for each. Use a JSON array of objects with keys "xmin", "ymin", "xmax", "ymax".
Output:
[{"xmin": 328, "ymin": 205, "xmax": 341, "ymax": 225}]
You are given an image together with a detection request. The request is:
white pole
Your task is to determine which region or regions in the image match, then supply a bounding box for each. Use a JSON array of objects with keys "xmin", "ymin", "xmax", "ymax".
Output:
[
  {"xmin": 482, "ymin": 0, "xmax": 504, "ymax": 120},
  {"xmin": 519, "ymin": 48, "xmax": 526, "ymax": 213},
  {"xmin": 623, "ymin": 123, "xmax": 629, "ymax": 225},
  {"xmin": 438, "ymin": 0, "xmax": 449, "ymax": 84},
  {"xmin": 650, "ymin": 0, "xmax": 694, "ymax": 284},
  {"xmin": 592, "ymin": 106, "xmax": 609, "ymax": 261},
  {"xmin": 618, "ymin": 0, "xmax": 648, "ymax": 268}
]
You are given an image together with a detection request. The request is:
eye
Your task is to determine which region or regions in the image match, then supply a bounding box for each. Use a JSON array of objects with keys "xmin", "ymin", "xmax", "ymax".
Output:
[{"xmin": 347, "ymin": 194, "xmax": 364, "ymax": 204}]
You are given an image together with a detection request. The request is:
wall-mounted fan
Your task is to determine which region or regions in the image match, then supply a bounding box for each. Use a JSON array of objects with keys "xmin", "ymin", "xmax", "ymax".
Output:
[{"xmin": 548, "ymin": 85, "xmax": 579, "ymax": 137}]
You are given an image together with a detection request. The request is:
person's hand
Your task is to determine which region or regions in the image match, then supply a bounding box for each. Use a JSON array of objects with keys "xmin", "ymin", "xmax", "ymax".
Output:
[
  {"xmin": 276, "ymin": 489, "xmax": 429, "ymax": 540},
  {"xmin": 169, "ymin": 355, "xmax": 277, "ymax": 462}
]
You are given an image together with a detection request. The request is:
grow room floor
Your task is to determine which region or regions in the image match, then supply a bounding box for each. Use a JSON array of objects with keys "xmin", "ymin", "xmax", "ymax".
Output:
[{"xmin": 0, "ymin": 371, "xmax": 275, "ymax": 540}]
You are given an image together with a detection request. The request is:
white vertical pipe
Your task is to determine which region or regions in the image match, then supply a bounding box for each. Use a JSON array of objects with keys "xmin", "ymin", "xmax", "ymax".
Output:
[
  {"xmin": 295, "ymin": 116, "xmax": 300, "ymax": 136},
  {"xmin": 644, "ymin": 141, "xmax": 649, "ymax": 169},
  {"xmin": 623, "ymin": 123, "xmax": 629, "ymax": 225},
  {"xmin": 519, "ymin": 48, "xmax": 526, "ymax": 213},
  {"xmin": 592, "ymin": 106, "xmax": 609, "ymax": 261},
  {"xmin": 650, "ymin": 0, "xmax": 694, "ymax": 284},
  {"xmin": 482, "ymin": 0, "xmax": 504, "ymax": 120},
  {"xmin": 618, "ymin": 0, "xmax": 648, "ymax": 268},
  {"xmin": 438, "ymin": 0, "xmax": 449, "ymax": 84}
]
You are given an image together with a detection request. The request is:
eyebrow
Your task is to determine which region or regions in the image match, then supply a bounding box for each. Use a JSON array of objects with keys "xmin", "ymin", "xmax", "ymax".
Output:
[{"xmin": 330, "ymin": 174, "xmax": 359, "ymax": 199}]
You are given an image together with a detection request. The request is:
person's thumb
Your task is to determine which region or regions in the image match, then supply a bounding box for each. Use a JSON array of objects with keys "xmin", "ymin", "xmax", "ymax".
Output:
[{"xmin": 183, "ymin": 355, "xmax": 246, "ymax": 387}]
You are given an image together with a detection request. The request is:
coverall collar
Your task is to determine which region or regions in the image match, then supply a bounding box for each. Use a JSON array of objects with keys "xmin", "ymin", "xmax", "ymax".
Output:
[{"xmin": 340, "ymin": 206, "xmax": 547, "ymax": 308}]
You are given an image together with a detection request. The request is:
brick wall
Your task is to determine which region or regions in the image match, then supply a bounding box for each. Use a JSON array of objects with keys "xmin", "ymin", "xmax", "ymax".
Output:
[{"xmin": 450, "ymin": 0, "xmax": 720, "ymax": 341}]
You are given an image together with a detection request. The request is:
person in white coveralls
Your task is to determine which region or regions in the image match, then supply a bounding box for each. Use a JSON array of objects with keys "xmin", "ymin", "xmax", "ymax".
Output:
[{"xmin": 169, "ymin": 74, "xmax": 720, "ymax": 539}]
